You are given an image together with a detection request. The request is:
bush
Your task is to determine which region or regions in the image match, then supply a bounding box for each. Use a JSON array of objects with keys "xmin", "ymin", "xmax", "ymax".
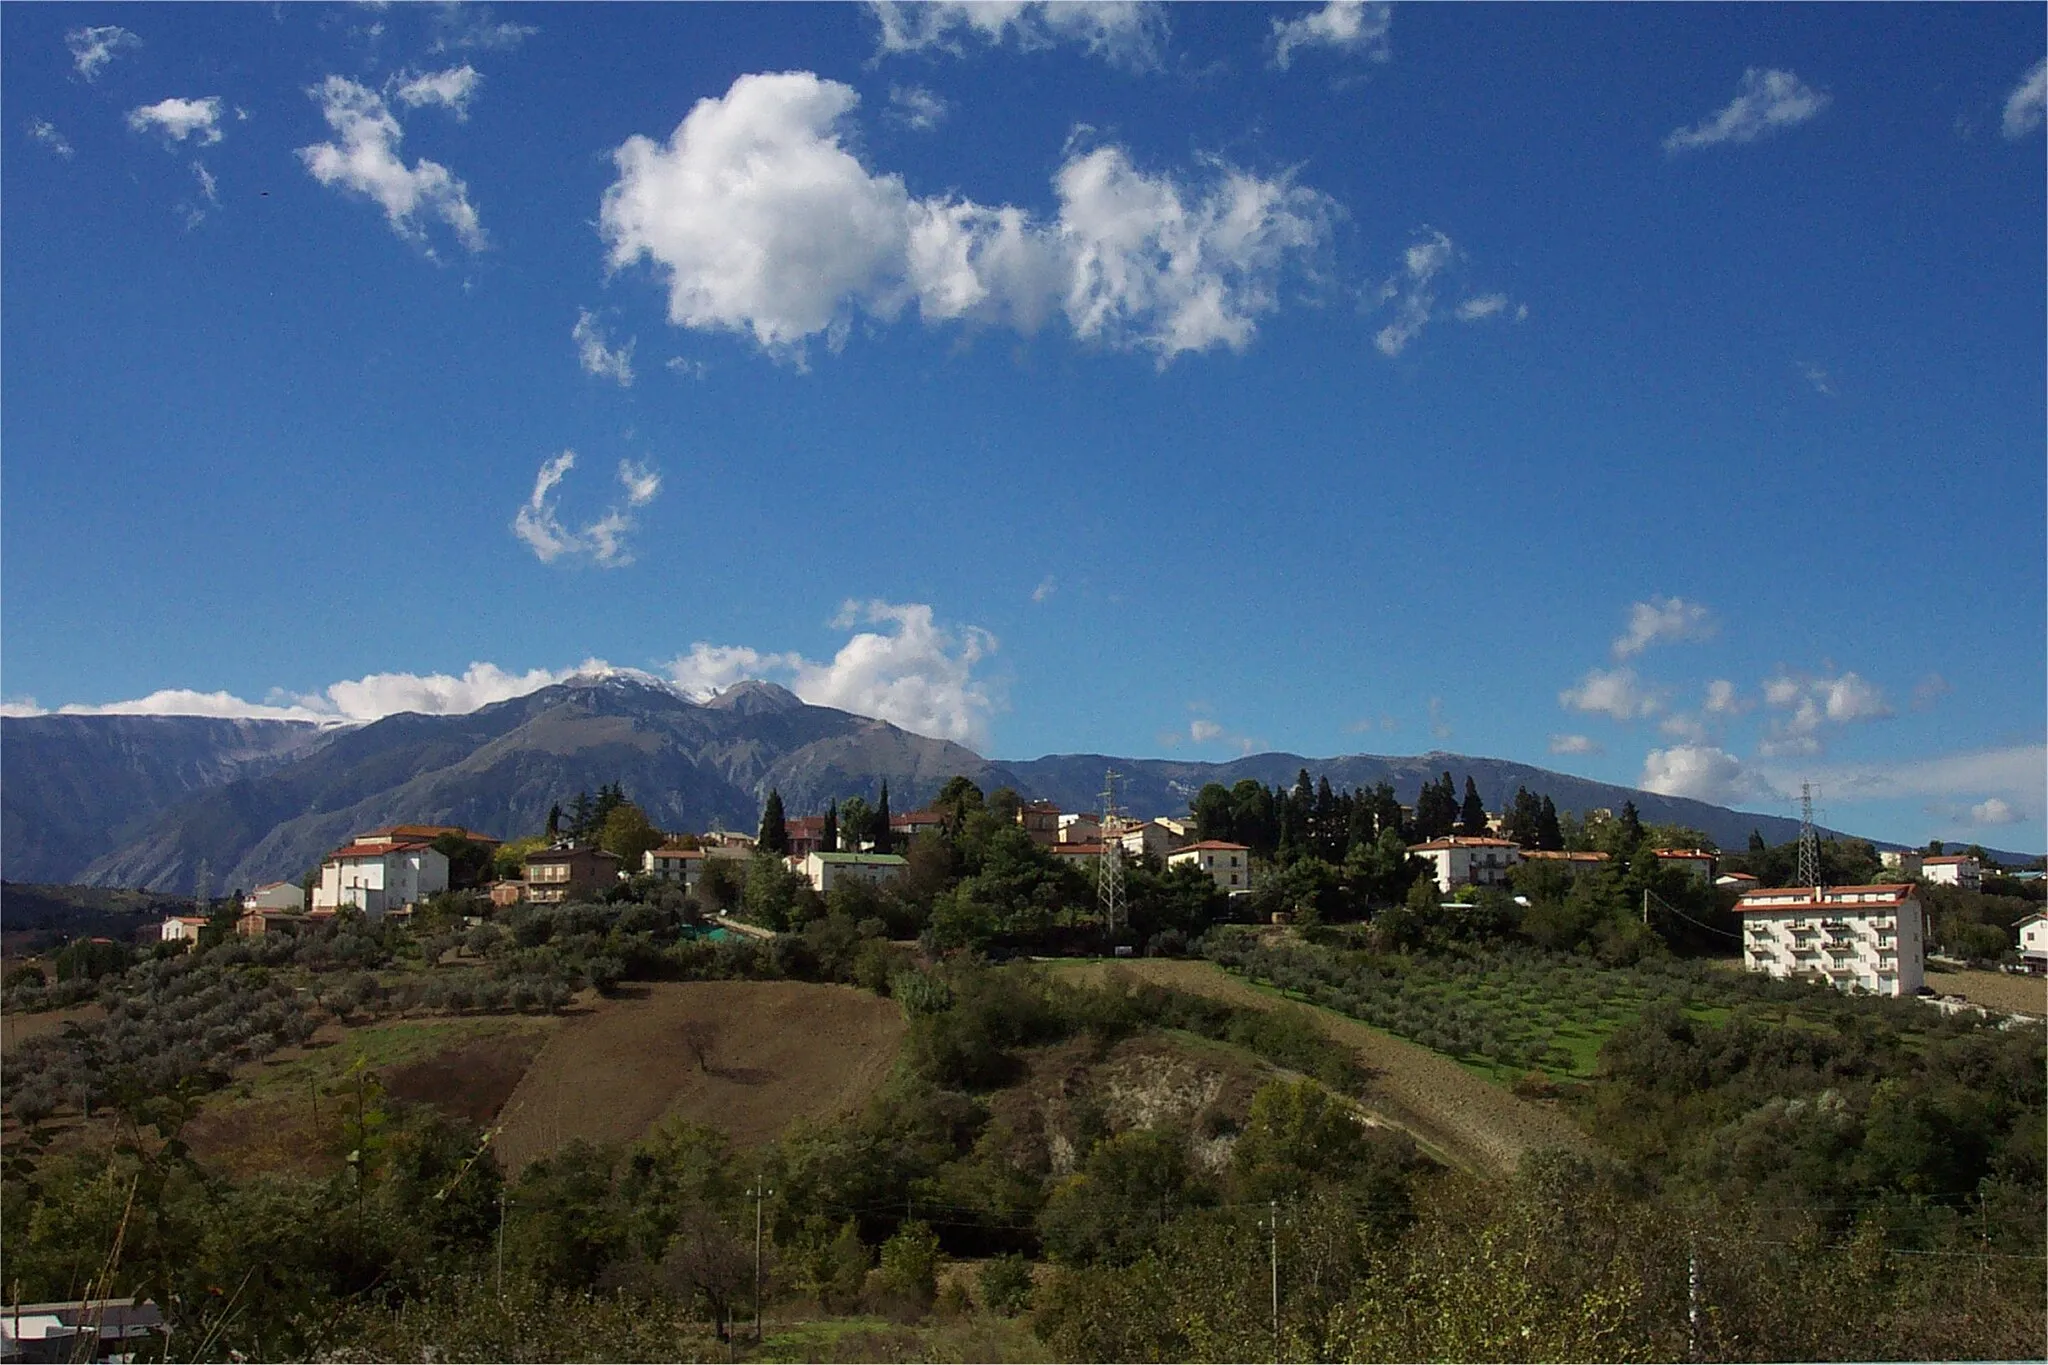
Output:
[
  {"xmin": 978, "ymin": 1252, "xmax": 1034, "ymax": 1315},
  {"xmin": 876, "ymin": 1219, "xmax": 941, "ymax": 1309}
]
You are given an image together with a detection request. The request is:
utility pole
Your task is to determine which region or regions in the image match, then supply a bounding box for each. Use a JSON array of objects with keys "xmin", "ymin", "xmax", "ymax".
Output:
[
  {"xmin": 1099, "ymin": 768, "xmax": 1127, "ymax": 936},
  {"xmin": 496, "ymin": 1188, "xmax": 506, "ymax": 1298},
  {"xmin": 1686, "ymin": 1234, "xmax": 1701, "ymax": 1362},
  {"xmin": 1643, "ymin": 887, "xmax": 1651, "ymax": 926},
  {"xmin": 751, "ymin": 1181, "xmax": 771, "ymax": 1342},
  {"xmin": 1797, "ymin": 782, "xmax": 1821, "ymax": 890},
  {"xmin": 1268, "ymin": 1199, "xmax": 1280, "ymax": 1364}
]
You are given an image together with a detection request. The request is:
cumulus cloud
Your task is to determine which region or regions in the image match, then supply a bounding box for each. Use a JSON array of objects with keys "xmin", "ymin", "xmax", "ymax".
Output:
[
  {"xmin": 393, "ymin": 65, "xmax": 481, "ymax": 118},
  {"xmin": 886, "ymin": 83, "xmax": 950, "ymax": 131},
  {"xmin": 2003, "ymin": 56, "xmax": 2046, "ymax": 138},
  {"xmin": 1664, "ymin": 68, "xmax": 1830, "ymax": 154},
  {"xmin": 599, "ymin": 71, "xmax": 1333, "ymax": 363},
  {"xmin": 127, "ymin": 97, "xmax": 225, "ymax": 145},
  {"xmin": 1454, "ymin": 292, "xmax": 1507, "ymax": 321},
  {"xmin": 1549, "ymin": 733, "xmax": 1603, "ymax": 756},
  {"xmin": 1757, "ymin": 670, "xmax": 1895, "ymax": 756},
  {"xmin": 1031, "ymin": 575, "xmax": 1057, "ymax": 603},
  {"xmin": 1613, "ymin": 595, "xmax": 1716, "ymax": 658},
  {"xmin": 26, "ymin": 119, "xmax": 74, "ymax": 158},
  {"xmin": 1428, "ymin": 696, "xmax": 1452, "ymax": 740},
  {"xmin": 573, "ymin": 309, "xmax": 636, "ymax": 385},
  {"xmin": 1703, "ymin": 679, "xmax": 1751, "ymax": 716},
  {"xmin": 1968, "ymin": 797, "xmax": 2022, "ymax": 826},
  {"xmin": 662, "ymin": 600, "xmax": 1000, "ymax": 744},
  {"xmin": 868, "ymin": 1, "xmax": 1166, "ymax": 70},
  {"xmin": 429, "ymin": 7, "xmax": 537, "ymax": 53},
  {"xmin": 618, "ymin": 459, "xmax": 661, "ymax": 507},
  {"xmin": 1762, "ymin": 744, "xmax": 2046, "ymax": 813},
  {"xmin": 1641, "ymin": 744, "xmax": 1776, "ymax": 805},
  {"xmin": 1372, "ymin": 228, "xmax": 1452, "ymax": 357},
  {"xmin": 1189, "ymin": 718, "xmax": 1224, "ymax": 743},
  {"xmin": 1271, "ymin": 0, "xmax": 1391, "ymax": 70},
  {"xmin": 1660, "ymin": 713, "xmax": 1709, "ymax": 744},
  {"xmin": 512, "ymin": 450, "xmax": 653, "ymax": 568},
  {"xmin": 298, "ymin": 76, "xmax": 485, "ymax": 253},
  {"xmin": 67, "ymin": 25, "xmax": 141, "ymax": 81},
  {"xmin": 1559, "ymin": 667, "xmax": 1662, "ymax": 723}
]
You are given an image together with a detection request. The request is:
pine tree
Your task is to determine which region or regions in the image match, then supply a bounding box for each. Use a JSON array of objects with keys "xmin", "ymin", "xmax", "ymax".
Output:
[
  {"xmin": 568, "ymin": 790, "xmax": 594, "ymax": 843},
  {"xmin": 1618, "ymin": 800, "xmax": 1643, "ymax": 853},
  {"xmin": 547, "ymin": 803, "xmax": 563, "ymax": 838},
  {"xmin": 1748, "ymin": 829, "xmax": 1767, "ymax": 853},
  {"xmin": 874, "ymin": 782, "xmax": 893, "ymax": 855},
  {"xmin": 1459, "ymin": 777, "xmax": 1488, "ymax": 837},
  {"xmin": 823, "ymin": 800, "xmax": 839, "ymax": 855},
  {"xmin": 759, "ymin": 789, "xmax": 789, "ymax": 854},
  {"xmin": 1315, "ymin": 776, "xmax": 1343, "ymax": 862},
  {"xmin": 1537, "ymin": 796, "xmax": 1564, "ymax": 852}
]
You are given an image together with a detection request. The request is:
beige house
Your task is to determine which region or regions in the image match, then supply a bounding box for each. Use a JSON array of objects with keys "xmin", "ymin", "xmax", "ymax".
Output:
[
  {"xmin": 1167, "ymin": 840, "xmax": 1252, "ymax": 892},
  {"xmin": 1018, "ymin": 800, "xmax": 1061, "ymax": 847},
  {"xmin": 523, "ymin": 845, "xmax": 623, "ymax": 905},
  {"xmin": 243, "ymin": 881, "xmax": 306, "ymax": 912},
  {"xmin": 1411, "ymin": 836, "xmax": 1522, "ymax": 892},
  {"xmin": 1879, "ymin": 849, "xmax": 1924, "ymax": 877},
  {"xmin": 799, "ymin": 851, "xmax": 907, "ymax": 895},
  {"xmin": 643, "ymin": 846, "xmax": 706, "ymax": 890}
]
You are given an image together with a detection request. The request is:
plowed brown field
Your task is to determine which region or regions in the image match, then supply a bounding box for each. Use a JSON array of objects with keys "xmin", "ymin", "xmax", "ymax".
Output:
[
  {"xmin": 493, "ymin": 981, "xmax": 905, "ymax": 1173},
  {"xmin": 1052, "ymin": 958, "xmax": 1594, "ymax": 1175},
  {"xmin": 1925, "ymin": 968, "xmax": 2046, "ymax": 1017}
]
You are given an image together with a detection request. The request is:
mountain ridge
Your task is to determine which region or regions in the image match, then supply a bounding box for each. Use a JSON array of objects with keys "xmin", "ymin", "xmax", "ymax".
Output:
[{"xmin": 3, "ymin": 677, "xmax": 2032, "ymax": 893}]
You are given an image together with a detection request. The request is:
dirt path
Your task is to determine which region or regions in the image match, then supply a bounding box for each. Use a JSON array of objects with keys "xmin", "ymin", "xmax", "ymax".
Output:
[
  {"xmin": 1054, "ymin": 959, "xmax": 1595, "ymax": 1176},
  {"xmin": 494, "ymin": 981, "xmax": 904, "ymax": 1173}
]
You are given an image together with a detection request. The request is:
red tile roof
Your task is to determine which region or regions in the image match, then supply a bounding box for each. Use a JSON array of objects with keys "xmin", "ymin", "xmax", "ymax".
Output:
[
  {"xmin": 1735, "ymin": 883, "xmax": 1918, "ymax": 913},
  {"xmin": 324, "ymin": 840, "xmax": 431, "ymax": 861},
  {"xmin": 1922, "ymin": 854, "xmax": 1977, "ymax": 865},
  {"xmin": 1174, "ymin": 840, "xmax": 1250, "ymax": 852},
  {"xmin": 1410, "ymin": 836, "xmax": 1519, "ymax": 851}
]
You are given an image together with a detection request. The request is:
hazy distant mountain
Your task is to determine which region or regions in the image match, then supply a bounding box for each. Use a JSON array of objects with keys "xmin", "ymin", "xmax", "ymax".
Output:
[{"xmin": 3, "ymin": 676, "xmax": 2031, "ymax": 894}]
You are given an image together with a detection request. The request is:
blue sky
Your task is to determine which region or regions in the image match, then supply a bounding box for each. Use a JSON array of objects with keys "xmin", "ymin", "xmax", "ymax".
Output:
[{"xmin": 4, "ymin": 2, "xmax": 2043, "ymax": 851}]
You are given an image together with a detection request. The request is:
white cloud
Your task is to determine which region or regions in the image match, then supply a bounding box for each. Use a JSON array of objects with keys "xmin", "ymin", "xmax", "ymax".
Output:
[
  {"xmin": 1762, "ymin": 674, "xmax": 1803, "ymax": 708},
  {"xmin": 2002, "ymin": 57, "xmax": 2046, "ymax": 139},
  {"xmin": 1455, "ymin": 293, "xmax": 1507, "ymax": 321},
  {"xmin": 67, "ymin": 25, "xmax": 141, "ymax": 81},
  {"xmin": 1763, "ymin": 744, "xmax": 2046, "ymax": 810},
  {"xmin": 618, "ymin": 459, "xmax": 661, "ymax": 507},
  {"xmin": 886, "ymin": 83, "xmax": 950, "ymax": 131},
  {"xmin": 1755, "ymin": 670, "xmax": 1896, "ymax": 756},
  {"xmin": 1969, "ymin": 797, "xmax": 2022, "ymax": 826},
  {"xmin": 127, "ymin": 97, "xmax": 224, "ymax": 146},
  {"xmin": 663, "ymin": 600, "xmax": 1000, "ymax": 744},
  {"xmin": 1271, "ymin": 0, "xmax": 1391, "ymax": 70},
  {"xmin": 1641, "ymin": 745, "xmax": 1777, "ymax": 805},
  {"xmin": 1664, "ymin": 68, "xmax": 1830, "ymax": 154},
  {"xmin": 573, "ymin": 309, "xmax": 636, "ymax": 385},
  {"xmin": 1427, "ymin": 695, "xmax": 1452, "ymax": 740},
  {"xmin": 1798, "ymin": 361, "xmax": 1835, "ymax": 397},
  {"xmin": 1817, "ymin": 672, "xmax": 1891, "ymax": 723},
  {"xmin": 2, "ymin": 698, "xmax": 47, "ymax": 718},
  {"xmin": 310, "ymin": 661, "xmax": 616, "ymax": 721},
  {"xmin": 868, "ymin": 1, "xmax": 1166, "ymax": 71},
  {"xmin": 1549, "ymin": 733, "xmax": 1603, "ymax": 756},
  {"xmin": 429, "ymin": 8, "xmax": 537, "ymax": 53},
  {"xmin": 1190, "ymin": 718, "xmax": 1224, "ymax": 743},
  {"xmin": 1372, "ymin": 229, "xmax": 1456, "ymax": 357},
  {"xmin": 298, "ymin": 76, "xmax": 486, "ymax": 253},
  {"xmin": 599, "ymin": 71, "xmax": 1332, "ymax": 363},
  {"xmin": 26, "ymin": 119, "xmax": 74, "ymax": 158},
  {"xmin": 1612, "ymin": 595, "xmax": 1716, "ymax": 658},
  {"xmin": 511, "ymin": 450, "xmax": 651, "ymax": 568},
  {"xmin": 1031, "ymin": 575, "xmax": 1056, "ymax": 603},
  {"xmin": 1559, "ymin": 667, "xmax": 1662, "ymax": 722},
  {"xmin": 393, "ymin": 65, "xmax": 481, "ymax": 119},
  {"xmin": 1703, "ymin": 679, "xmax": 1751, "ymax": 716}
]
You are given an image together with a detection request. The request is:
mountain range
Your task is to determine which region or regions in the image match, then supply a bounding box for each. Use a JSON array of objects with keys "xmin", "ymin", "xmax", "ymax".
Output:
[{"xmin": 1, "ymin": 675, "xmax": 2015, "ymax": 896}]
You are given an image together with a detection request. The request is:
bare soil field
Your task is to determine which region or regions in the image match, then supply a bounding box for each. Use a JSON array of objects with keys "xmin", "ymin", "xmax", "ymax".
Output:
[
  {"xmin": 1052, "ymin": 959, "xmax": 1594, "ymax": 1175},
  {"xmin": 383, "ymin": 1029, "xmax": 552, "ymax": 1126},
  {"xmin": 494, "ymin": 981, "xmax": 904, "ymax": 1173},
  {"xmin": 0, "ymin": 1004, "xmax": 104, "ymax": 1055},
  {"xmin": 1926, "ymin": 968, "xmax": 2046, "ymax": 1018}
]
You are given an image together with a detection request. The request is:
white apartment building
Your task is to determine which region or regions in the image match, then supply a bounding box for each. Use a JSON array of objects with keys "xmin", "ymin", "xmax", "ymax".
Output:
[
  {"xmin": 1716, "ymin": 871, "xmax": 1759, "ymax": 890},
  {"xmin": 1167, "ymin": 841, "xmax": 1253, "ymax": 892},
  {"xmin": 800, "ymin": 851, "xmax": 907, "ymax": 896},
  {"xmin": 1411, "ymin": 836, "xmax": 1522, "ymax": 892},
  {"xmin": 643, "ymin": 846, "xmax": 705, "ymax": 890},
  {"xmin": 1736, "ymin": 883, "xmax": 1925, "ymax": 997},
  {"xmin": 1654, "ymin": 849, "xmax": 1716, "ymax": 883},
  {"xmin": 312, "ymin": 839, "xmax": 449, "ymax": 917},
  {"xmin": 1920, "ymin": 855, "xmax": 1981, "ymax": 890}
]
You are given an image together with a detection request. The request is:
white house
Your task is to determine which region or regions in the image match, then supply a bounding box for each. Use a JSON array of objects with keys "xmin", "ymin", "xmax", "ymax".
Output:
[
  {"xmin": 800, "ymin": 851, "xmax": 907, "ymax": 896},
  {"xmin": 158, "ymin": 915, "xmax": 209, "ymax": 944},
  {"xmin": 2016, "ymin": 911, "xmax": 2047, "ymax": 973},
  {"xmin": 1411, "ymin": 836, "xmax": 1522, "ymax": 892},
  {"xmin": 1920, "ymin": 854, "xmax": 1981, "ymax": 891},
  {"xmin": 1654, "ymin": 849, "xmax": 1716, "ymax": 883},
  {"xmin": 643, "ymin": 846, "xmax": 705, "ymax": 890},
  {"xmin": 1736, "ymin": 883, "xmax": 1925, "ymax": 997},
  {"xmin": 1167, "ymin": 841, "xmax": 1253, "ymax": 892},
  {"xmin": 1051, "ymin": 841, "xmax": 1106, "ymax": 867},
  {"xmin": 243, "ymin": 881, "xmax": 306, "ymax": 913},
  {"xmin": 312, "ymin": 839, "xmax": 449, "ymax": 917},
  {"xmin": 1716, "ymin": 870, "xmax": 1760, "ymax": 890},
  {"xmin": 1879, "ymin": 849, "xmax": 1924, "ymax": 877}
]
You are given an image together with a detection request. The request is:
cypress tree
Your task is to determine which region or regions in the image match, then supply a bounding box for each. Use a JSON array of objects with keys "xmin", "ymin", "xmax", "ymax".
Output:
[
  {"xmin": 759, "ymin": 789, "xmax": 789, "ymax": 854},
  {"xmin": 874, "ymin": 782, "xmax": 892, "ymax": 855},
  {"xmin": 1459, "ymin": 777, "xmax": 1488, "ymax": 836},
  {"xmin": 1618, "ymin": 800, "xmax": 1643, "ymax": 853},
  {"xmin": 822, "ymin": 800, "xmax": 839, "ymax": 855},
  {"xmin": 1537, "ymin": 796, "xmax": 1564, "ymax": 852}
]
